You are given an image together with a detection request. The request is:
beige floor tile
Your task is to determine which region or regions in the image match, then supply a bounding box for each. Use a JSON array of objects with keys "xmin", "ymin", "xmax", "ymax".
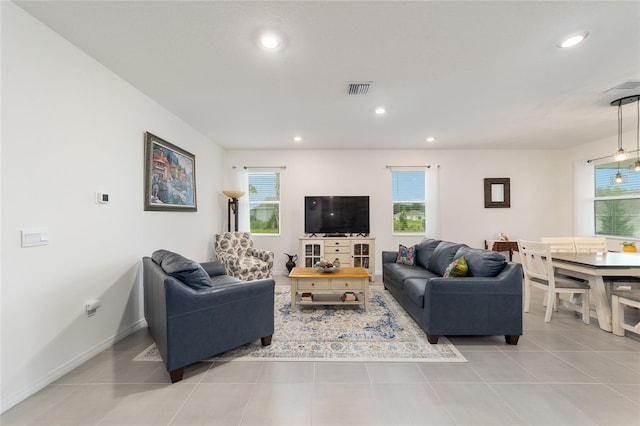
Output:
[
  {"xmin": 240, "ymin": 382, "xmax": 313, "ymax": 425},
  {"xmin": 256, "ymin": 361, "xmax": 315, "ymax": 383},
  {"xmin": 372, "ymin": 382, "xmax": 454, "ymax": 425},
  {"xmin": 201, "ymin": 361, "xmax": 263, "ymax": 383},
  {"xmin": 311, "ymin": 383, "xmax": 384, "ymax": 426},
  {"xmin": 314, "ymin": 361, "xmax": 370, "ymax": 383},
  {"xmin": 169, "ymin": 383, "xmax": 254, "ymax": 426},
  {"xmin": 365, "ymin": 362, "xmax": 425, "ymax": 383},
  {"xmin": 418, "ymin": 363, "xmax": 483, "ymax": 383}
]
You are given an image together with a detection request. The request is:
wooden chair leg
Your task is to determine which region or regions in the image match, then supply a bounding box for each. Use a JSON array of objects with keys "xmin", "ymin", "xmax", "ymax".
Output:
[
  {"xmin": 523, "ymin": 279, "xmax": 531, "ymax": 313},
  {"xmin": 612, "ymin": 295, "xmax": 624, "ymax": 336},
  {"xmin": 544, "ymin": 291, "xmax": 554, "ymax": 322},
  {"xmin": 581, "ymin": 291, "xmax": 590, "ymax": 325}
]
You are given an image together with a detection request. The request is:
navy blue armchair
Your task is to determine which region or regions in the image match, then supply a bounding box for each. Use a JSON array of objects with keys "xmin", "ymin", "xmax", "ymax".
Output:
[{"xmin": 143, "ymin": 250, "xmax": 274, "ymax": 382}]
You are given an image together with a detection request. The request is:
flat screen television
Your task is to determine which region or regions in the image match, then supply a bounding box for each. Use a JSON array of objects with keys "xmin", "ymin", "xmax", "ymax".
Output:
[{"xmin": 304, "ymin": 196, "xmax": 370, "ymax": 236}]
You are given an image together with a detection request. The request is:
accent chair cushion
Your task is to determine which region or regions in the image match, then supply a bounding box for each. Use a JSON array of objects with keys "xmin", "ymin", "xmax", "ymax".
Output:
[
  {"xmin": 415, "ymin": 238, "xmax": 442, "ymax": 269},
  {"xmin": 396, "ymin": 244, "xmax": 416, "ymax": 266},
  {"xmin": 157, "ymin": 251, "xmax": 212, "ymax": 290},
  {"xmin": 443, "ymin": 256, "xmax": 468, "ymax": 278}
]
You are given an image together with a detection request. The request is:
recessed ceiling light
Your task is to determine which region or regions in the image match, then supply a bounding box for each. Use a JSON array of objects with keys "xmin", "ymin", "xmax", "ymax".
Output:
[
  {"xmin": 559, "ymin": 32, "xmax": 588, "ymax": 48},
  {"xmin": 426, "ymin": 137, "xmax": 436, "ymax": 142},
  {"xmin": 293, "ymin": 136, "xmax": 302, "ymax": 142},
  {"xmin": 375, "ymin": 107, "xmax": 386, "ymax": 115},
  {"xmin": 260, "ymin": 33, "xmax": 280, "ymax": 49}
]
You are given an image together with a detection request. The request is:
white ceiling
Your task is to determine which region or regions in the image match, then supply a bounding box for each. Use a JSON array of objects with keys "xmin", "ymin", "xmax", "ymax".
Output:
[{"xmin": 15, "ymin": 0, "xmax": 640, "ymax": 151}]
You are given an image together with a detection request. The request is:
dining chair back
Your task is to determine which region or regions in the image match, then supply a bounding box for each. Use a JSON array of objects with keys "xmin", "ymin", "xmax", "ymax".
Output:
[
  {"xmin": 518, "ymin": 240, "xmax": 590, "ymax": 324},
  {"xmin": 573, "ymin": 237, "xmax": 608, "ymax": 253},
  {"xmin": 540, "ymin": 237, "xmax": 576, "ymax": 253},
  {"xmin": 611, "ymin": 289, "xmax": 640, "ymax": 337}
]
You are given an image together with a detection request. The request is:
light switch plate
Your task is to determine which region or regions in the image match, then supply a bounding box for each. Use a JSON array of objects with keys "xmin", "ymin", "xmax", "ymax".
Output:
[{"xmin": 21, "ymin": 228, "xmax": 49, "ymax": 247}]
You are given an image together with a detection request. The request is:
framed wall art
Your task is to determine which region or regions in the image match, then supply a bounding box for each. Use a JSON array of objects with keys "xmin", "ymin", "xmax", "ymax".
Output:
[
  {"xmin": 144, "ymin": 132, "xmax": 197, "ymax": 211},
  {"xmin": 484, "ymin": 178, "xmax": 510, "ymax": 208}
]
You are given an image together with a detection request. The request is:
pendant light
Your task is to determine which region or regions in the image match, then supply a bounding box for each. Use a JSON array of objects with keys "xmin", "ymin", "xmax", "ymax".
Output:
[
  {"xmin": 611, "ymin": 95, "xmax": 640, "ymax": 162},
  {"xmin": 615, "ymin": 162, "xmax": 623, "ymax": 183},
  {"xmin": 613, "ymin": 101, "xmax": 627, "ymax": 161}
]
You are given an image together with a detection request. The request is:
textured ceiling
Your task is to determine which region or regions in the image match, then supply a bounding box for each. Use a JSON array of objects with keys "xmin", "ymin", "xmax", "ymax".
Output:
[{"xmin": 15, "ymin": 0, "xmax": 640, "ymax": 150}]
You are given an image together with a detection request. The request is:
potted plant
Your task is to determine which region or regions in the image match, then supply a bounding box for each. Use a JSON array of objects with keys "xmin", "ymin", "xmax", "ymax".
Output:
[{"xmin": 622, "ymin": 242, "xmax": 637, "ymax": 253}]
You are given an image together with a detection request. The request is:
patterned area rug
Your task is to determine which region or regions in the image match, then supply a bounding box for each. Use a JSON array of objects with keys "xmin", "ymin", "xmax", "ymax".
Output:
[{"xmin": 134, "ymin": 286, "xmax": 466, "ymax": 362}]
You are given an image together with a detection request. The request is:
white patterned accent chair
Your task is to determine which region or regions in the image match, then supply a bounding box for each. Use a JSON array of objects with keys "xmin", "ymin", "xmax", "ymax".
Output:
[{"xmin": 214, "ymin": 232, "xmax": 274, "ymax": 280}]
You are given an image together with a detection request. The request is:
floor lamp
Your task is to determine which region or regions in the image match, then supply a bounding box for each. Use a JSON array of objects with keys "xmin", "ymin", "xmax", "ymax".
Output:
[{"xmin": 222, "ymin": 190, "xmax": 245, "ymax": 232}]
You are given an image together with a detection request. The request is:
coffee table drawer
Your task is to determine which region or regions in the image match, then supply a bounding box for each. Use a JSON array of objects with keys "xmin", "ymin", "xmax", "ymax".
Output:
[
  {"xmin": 296, "ymin": 278, "xmax": 331, "ymax": 291},
  {"xmin": 330, "ymin": 278, "xmax": 364, "ymax": 291}
]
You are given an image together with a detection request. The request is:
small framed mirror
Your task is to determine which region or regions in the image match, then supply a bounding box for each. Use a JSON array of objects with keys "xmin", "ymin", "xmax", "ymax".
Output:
[{"xmin": 484, "ymin": 178, "xmax": 510, "ymax": 208}]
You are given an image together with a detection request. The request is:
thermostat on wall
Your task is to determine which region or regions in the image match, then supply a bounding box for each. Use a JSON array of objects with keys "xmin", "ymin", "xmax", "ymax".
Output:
[{"xmin": 96, "ymin": 192, "xmax": 109, "ymax": 204}]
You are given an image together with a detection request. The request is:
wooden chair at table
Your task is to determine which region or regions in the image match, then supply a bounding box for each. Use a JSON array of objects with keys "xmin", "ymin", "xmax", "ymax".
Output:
[
  {"xmin": 518, "ymin": 240, "xmax": 590, "ymax": 324},
  {"xmin": 540, "ymin": 237, "xmax": 576, "ymax": 253},
  {"xmin": 612, "ymin": 289, "xmax": 640, "ymax": 337},
  {"xmin": 574, "ymin": 237, "xmax": 608, "ymax": 254}
]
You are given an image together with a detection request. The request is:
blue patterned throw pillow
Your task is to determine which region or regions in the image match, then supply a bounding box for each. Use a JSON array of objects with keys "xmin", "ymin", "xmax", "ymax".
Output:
[{"xmin": 396, "ymin": 244, "xmax": 416, "ymax": 266}]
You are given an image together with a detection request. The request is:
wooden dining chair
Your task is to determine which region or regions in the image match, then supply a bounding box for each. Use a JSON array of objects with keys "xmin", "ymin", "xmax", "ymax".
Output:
[
  {"xmin": 574, "ymin": 237, "xmax": 608, "ymax": 254},
  {"xmin": 518, "ymin": 240, "xmax": 590, "ymax": 324},
  {"xmin": 540, "ymin": 237, "xmax": 576, "ymax": 253},
  {"xmin": 612, "ymin": 289, "xmax": 640, "ymax": 337}
]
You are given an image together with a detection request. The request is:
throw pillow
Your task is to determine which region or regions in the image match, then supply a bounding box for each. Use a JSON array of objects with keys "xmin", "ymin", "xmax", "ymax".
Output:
[
  {"xmin": 443, "ymin": 256, "xmax": 468, "ymax": 278},
  {"xmin": 160, "ymin": 252, "xmax": 212, "ymax": 290},
  {"xmin": 396, "ymin": 244, "xmax": 416, "ymax": 266}
]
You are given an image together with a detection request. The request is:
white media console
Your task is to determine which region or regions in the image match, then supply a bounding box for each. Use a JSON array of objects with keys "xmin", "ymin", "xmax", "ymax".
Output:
[{"xmin": 299, "ymin": 236, "xmax": 375, "ymax": 281}]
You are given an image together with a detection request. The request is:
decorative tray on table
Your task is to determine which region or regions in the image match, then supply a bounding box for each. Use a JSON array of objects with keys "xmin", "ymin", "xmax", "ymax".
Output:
[{"xmin": 315, "ymin": 260, "xmax": 340, "ymax": 273}]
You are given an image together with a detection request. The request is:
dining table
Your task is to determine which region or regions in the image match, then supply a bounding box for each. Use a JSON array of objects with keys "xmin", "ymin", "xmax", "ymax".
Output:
[{"xmin": 552, "ymin": 252, "xmax": 640, "ymax": 332}]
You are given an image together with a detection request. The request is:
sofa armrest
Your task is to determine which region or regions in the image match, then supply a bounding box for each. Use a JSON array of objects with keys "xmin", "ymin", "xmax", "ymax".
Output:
[
  {"xmin": 165, "ymin": 277, "xmax": 275, "ymax": 316},
  {"xmin": 382, "ymin": 251, "xmax": 398, "ymax": 264},
  {"xmin": 422, "ymin": 263, "xmax": 523, "ymax": 335},
  {"xmin": 200, "ymin": 260, "xmax": 227, "ymax": 277}
]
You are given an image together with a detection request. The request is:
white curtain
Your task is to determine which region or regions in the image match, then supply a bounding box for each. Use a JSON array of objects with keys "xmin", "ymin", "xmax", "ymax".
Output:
[
  {"xmin": 573, "ymin": 160, "xmax": 594, "ymax": 236},
  {"xmin": 426, "ymin": 166, "xmax": 441, "ymax": 239},
  {"xmin": 237, "ymin": 168, "xmax": 250, "ymax": 232}
]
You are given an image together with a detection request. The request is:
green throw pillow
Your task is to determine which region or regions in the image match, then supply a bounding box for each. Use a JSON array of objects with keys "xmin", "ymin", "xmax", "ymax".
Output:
[{"xmin": 443, "ymin": 256, "xmax": 468, "ymax": 278}]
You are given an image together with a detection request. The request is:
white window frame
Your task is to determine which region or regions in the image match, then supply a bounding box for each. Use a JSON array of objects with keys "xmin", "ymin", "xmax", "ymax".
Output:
[
  {"xmin": 247, "ymin": 170, "xmax": 281, "ymax": 236},
  {"xmin": 391, "ymin": 169, "xmax": 427, "ymax": 236}
]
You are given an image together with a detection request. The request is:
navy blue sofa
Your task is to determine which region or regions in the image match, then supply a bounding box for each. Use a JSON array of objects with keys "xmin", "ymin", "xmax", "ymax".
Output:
[
  {"xmin": 143, "ymin": 250, "xmax": 274, "ymax": 382},
  {"xmin": 382, "ymin": 239, "xmax": 523, "ymax": 345}
]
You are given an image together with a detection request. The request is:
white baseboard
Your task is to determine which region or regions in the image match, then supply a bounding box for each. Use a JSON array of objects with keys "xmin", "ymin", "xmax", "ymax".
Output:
[{"xmin": 0, "ymin": 318, "xmax": 148, "ymax": 414}]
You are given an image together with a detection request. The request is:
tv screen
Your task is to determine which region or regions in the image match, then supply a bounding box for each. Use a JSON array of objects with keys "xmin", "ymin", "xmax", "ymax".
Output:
[{"xmin": 304, "ymin": 196, "xmax": 370, "ymax": 235}]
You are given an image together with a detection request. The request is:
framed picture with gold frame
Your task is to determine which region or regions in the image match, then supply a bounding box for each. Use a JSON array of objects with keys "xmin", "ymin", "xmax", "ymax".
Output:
[{"xmin": 144, "ymin": 132, "xmax": 197, "ymax": 211}]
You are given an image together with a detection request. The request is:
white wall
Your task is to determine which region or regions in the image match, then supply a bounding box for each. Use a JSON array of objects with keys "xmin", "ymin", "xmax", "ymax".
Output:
[
  {"xmin": 225, "ymin": 149, "xmax": 572, "ymax": 275},
  {"xmin": 1, "ymin": 3, "xmax": 223, "ymax": 411}
]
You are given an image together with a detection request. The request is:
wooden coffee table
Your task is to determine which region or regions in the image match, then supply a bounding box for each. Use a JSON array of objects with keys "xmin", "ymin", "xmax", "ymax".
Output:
[{"xmin": 289, "ymin": 267, "xmax": 370, "ymax": 311}]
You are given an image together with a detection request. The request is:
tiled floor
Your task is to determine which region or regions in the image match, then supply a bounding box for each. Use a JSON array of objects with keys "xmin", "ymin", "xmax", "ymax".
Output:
[{"xmin": 2, "ymin": 277, "xmax": 639, "ymax": 425}]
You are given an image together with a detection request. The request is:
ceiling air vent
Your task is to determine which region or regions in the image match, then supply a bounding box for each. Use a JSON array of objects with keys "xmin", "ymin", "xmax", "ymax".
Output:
[
  {"xmin": 602, "ymin": 81, "xmax": 640, "ymax": 93},
  {"xmin": 346, "ymin": 81, "xmax": 373, "ymax": 96}
]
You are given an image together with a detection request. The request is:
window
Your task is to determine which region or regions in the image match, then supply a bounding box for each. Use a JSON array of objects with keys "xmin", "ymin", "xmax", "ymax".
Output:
[
  {"xmin": 248, "ymin": 171, "xmax": 280, "ymax": 234},
  {"xmin": 392, "ymin": 170, "xmax": 426, "ymax": 234},
  {"xmin": 594, "ymin": 158, "xmax": 640, "ymax": 238}
]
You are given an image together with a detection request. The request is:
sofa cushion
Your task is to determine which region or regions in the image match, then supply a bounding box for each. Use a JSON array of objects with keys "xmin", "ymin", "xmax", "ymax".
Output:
[
  {"xmin": 383, "ymin": 263, "xmax": 438, "ymax": 290},
  {"xmin": 404, "ymin": 278, "xmax": 428, "ymax": 308},
  {"xmin": 159, "ymin": 252, "xmax": 212, "ymax": 290},
  {"xmin": 415, "ymin": 239, "xmax": 442, "ymax": 269},
  {"xmin": 443, "ymin": 256, "xmax": 468, "ymax": 278},
  {"xmin": 151, "ymin": 249, "xmax": 174, "ymax": 265},
  {"xmin": 396, "ymin": 244, "xmax": 416, "ymax": 265},
  {"xmin": 428, "ymin": 241, "xmax": 465, "ymax": 276},
  {"xmin": 454, "ymin": 247, "xmax": 506, "ymax": 277}
]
